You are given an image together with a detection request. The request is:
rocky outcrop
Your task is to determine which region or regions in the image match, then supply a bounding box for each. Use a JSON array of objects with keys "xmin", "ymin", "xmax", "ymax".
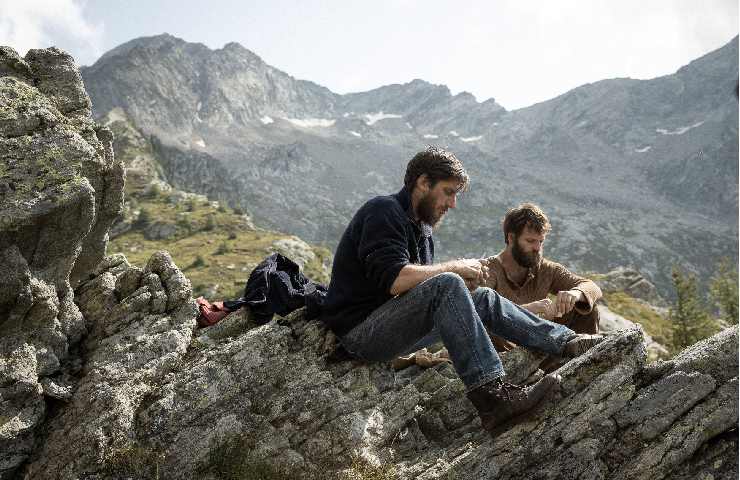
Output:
[
  {"xmin": 597, "ymin": 304, "xmax": 670, "ymax": 360},
  {"xmin": 597, "ymin": 267, "xmax": 665, "ymax": 305},
  {"xmin": 23, "ymin": 253, "xmax": 195, "ymax": 479},
  {"xmin": 0, "ymin": 46, "xmax": 123, "ymax": 478},
  {"xmin": 18, "ymin": 249, "xmax": 738, "ymax": 479}
]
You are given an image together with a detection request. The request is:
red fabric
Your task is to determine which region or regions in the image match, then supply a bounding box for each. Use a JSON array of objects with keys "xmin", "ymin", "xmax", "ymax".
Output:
[{"xmin": 196, "ymin": 297, "xmax": 232, "ymax": 327}]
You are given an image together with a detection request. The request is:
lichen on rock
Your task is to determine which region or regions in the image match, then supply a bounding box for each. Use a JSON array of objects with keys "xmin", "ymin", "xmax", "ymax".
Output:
[{"xmin": 0, "ymin": 45, "xmax": 124, "ymax": 478}]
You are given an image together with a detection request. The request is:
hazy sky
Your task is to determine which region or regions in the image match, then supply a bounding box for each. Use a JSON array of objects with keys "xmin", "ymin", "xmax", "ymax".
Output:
[{"xmin": 1, "ymin": 0, "xmax": 737, "ymax": 109}]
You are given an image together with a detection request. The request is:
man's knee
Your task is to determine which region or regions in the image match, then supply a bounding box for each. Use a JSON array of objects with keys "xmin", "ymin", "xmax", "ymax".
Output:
[
  {"xmin": 473, "ymin": 286, "xmax": 496, "ymax": 299},
  {"xmin": 433, "ymin": 271, "xmax": 468, "ymax": 292}
]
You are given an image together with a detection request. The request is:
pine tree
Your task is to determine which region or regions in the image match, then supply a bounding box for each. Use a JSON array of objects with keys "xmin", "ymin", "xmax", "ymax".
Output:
[
  {"xmin": 135, "ymin": 208, "xmax": 152, "ymax": 228},
  {"xmin": 669, "ymin": 266, "xmax": 718, "ymax": 351},
  {"xmin": 204, "ymin": 214, "xmax": 217, "ymax": 231},
  {"xmin": 709, "ymin": 258, "xmax": 739, "ymax": 325}
]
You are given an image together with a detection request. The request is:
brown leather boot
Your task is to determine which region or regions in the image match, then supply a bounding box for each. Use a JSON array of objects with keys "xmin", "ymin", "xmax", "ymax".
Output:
[{"xmin": 466, "ymin": 373, "xmax": 561, "ymax": 438}]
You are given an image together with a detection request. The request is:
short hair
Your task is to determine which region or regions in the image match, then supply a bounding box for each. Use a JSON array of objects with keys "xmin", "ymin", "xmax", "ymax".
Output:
[
  {"xmin": 404, "ymin": 146, "xmax": 470, "ymax": 193},
  {"xmin": 502, "ymin": 203, "xmax": 551, "ymax": 244}
]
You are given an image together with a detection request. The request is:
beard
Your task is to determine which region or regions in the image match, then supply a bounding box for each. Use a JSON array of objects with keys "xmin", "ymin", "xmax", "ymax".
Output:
[
  {"xmin": 416, "ymin": 192, "xmax": 445, "ymax": 227},
  {"xmin": 512, "ymin": 239, "xmax": 542, "ymax": 268}
]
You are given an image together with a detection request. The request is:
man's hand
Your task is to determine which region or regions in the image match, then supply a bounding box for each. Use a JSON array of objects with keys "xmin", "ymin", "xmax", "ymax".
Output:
[
  {"xmin": 450, "ymin": 258, "xmax": 489, "ymax": 291},
  {"xmin": 526, "ymin": 298, "xmax": 557, "ymax": 320},
  {"xmin": 555, "ymin": 289, "xmax": 583, "ymax": 317}
]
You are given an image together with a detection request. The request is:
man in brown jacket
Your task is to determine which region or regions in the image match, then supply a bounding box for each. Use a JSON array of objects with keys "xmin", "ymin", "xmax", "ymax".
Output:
[{"xmin": 483, "ymin": 203, "xmax": 602, "ymax": 352}]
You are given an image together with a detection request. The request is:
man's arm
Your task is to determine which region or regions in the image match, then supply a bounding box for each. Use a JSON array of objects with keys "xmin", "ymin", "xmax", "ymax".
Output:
[
  {"xmin": 390, "ymin": 259, "xmax": 487, "ymax": 296},
  {"xmin": 520, "ymin": 298, "xmax": 557, "ymax": 320},
  {"xmin": 549, "ymin": 262, "xmax": 602, "ymax": 316}
]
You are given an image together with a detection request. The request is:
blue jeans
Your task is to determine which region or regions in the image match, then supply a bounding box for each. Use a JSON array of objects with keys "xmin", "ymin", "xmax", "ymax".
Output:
[{"xmin": 339, "ymin": 272, "xmax": 576, "ymax": 391}]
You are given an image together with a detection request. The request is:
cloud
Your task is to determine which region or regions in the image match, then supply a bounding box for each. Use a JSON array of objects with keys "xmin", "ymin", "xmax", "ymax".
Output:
[{"xmin": 0, "ymin": 0, "xmax": 103, "ymax": 65}]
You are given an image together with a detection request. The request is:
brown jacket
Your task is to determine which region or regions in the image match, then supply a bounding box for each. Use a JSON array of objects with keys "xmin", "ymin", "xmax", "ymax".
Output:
[{"xmin": 483, "ymin": 255, "xmax": 602, "ymax": 315}]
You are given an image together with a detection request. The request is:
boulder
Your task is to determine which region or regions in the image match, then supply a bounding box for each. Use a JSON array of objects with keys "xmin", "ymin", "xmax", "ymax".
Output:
[
  {"xmin": 598, "ymin": 304, "xmax": 670, "ymax": 360},
  {"xmin": 598, "ymin": 267, "xmax": 664, "ymax": 305},
  {"xmin": 0, "ymin": 46, "xmax": 123, "ymax": 478}
]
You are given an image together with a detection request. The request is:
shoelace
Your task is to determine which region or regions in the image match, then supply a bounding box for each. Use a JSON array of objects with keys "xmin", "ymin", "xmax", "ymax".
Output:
[{"xmin": 500, "ymin": 382, "xmax": 526, "ymax": 403}]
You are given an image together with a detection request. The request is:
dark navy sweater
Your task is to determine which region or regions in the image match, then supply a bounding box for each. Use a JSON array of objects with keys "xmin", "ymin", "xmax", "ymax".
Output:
[{"xmin": 321, "ymin": 187, "xmax": 434, "ymax": 336}]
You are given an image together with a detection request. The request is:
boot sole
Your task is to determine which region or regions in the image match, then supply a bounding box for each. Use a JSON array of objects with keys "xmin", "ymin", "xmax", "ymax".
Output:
[
  {"xmin": 482, "ymin": 407, "xmax": 540, "ymax": 440},
  {"xmin": 480, "ymin": 379, "xmax": 560, "ymax": 439}
]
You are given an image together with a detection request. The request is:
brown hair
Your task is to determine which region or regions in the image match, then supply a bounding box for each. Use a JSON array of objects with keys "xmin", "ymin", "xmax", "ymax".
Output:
[
  {"xmin": 502, "ymin": 203, "xmax": 551, "ymax": 244},
  {"xmin": 404, "ymin": 146, "xmax": 470, "ymax": 193}
]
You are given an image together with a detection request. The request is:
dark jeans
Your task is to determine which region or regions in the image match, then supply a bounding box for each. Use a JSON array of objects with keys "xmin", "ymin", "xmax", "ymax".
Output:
[
  {"xmin": 339, "ymin": 272, "xmax": 576, "ymax": 391},
  {"xmin": 491, "ymin": 306, "xmax": 600, "ymax": 352}
]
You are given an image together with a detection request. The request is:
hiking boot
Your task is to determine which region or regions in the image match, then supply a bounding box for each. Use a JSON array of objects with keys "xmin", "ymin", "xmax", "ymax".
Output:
[
  {"xmin": 563, "ymin": 334, "xmax": 605, "ymax": 358},
  {"xmin": 466, "ymin": 373, "xmax": 561, "ymax": 438}
]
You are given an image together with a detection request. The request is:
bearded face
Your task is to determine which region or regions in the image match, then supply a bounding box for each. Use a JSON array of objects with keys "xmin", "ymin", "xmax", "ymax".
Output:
[
  {"xmin": 416, "ymin": 190, "xmax": 445, "ymax": 227},
  {"xmin": 414, "ymin": 178, "xmax": 460, "ymax": 227},
  {"xmin": 511, "ymin": 233, "xmax": 543, "ymax": 268}
]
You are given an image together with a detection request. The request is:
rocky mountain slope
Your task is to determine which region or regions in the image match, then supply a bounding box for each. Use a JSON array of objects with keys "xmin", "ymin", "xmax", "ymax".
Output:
[
  {"xmin": 101, "ymin": 108, "xmax": 332, "ymax": 300},
  {"xmin": 1, "ymin": 46, "xmax": 737, "ymax": 480},
  {"xmin": 80, "ymin": 34, "xmax": 739, "ymax": 295}
]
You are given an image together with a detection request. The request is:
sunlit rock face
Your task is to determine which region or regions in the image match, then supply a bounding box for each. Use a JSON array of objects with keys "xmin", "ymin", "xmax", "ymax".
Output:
[{"xmin": 0, "ymin": 45, "xmax": 123, "ymax": 478}]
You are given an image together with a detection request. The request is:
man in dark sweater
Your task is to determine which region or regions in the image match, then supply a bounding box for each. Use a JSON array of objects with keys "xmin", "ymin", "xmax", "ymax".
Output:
[{"xmin": 321, "ymin": 147, "xmax": 602, "ymax": 438}]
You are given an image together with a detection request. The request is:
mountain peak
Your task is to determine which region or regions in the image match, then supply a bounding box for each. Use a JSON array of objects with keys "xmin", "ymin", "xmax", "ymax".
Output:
[
  {"xmin": 218, "ymin": 41, "xmax": 264, "ymax": 63},
  {"xmin": 93, "ymin": 33, "xmax": 183, "ymax": 62}
]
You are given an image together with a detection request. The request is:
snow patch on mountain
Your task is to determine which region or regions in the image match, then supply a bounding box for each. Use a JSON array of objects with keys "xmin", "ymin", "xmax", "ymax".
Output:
[
  {"xmin": 364, "ymin": 112, "xmax": 403, "ymax": 125},
  {"xmin": 449, "ymin": 130, "xmax": 459, "ymax": 137},
  {"xmin": 194, "ymin": 139, "xmax": 206, "ymax": 148},
  {"xmin": 261, "ymin": 116, "xmax": 274, "ymax": 125},
  {"xmin": 285, "ymin": 117, "xmax": 336, "ymax": 128},
  {"xmin": 656, "ymin": 121, "xmax": 705, "ymax": 135},
  {"xmin": 193, "ymin": 102, "xmax": 203, "ymax": 123},
  {"xmin": 349, "ymin": 131, "xmax": 361, "ymax": 138}
]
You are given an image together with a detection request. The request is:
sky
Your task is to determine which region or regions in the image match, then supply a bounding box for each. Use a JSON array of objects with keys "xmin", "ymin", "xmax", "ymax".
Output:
[{"xmin": 0, "ymin": 0, "xmax": 737, "ymax": 110}]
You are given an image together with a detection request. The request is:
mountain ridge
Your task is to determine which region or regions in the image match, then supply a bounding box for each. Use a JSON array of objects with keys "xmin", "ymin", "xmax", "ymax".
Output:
[{"xmin": 80, "ymin": 34, "xmax": 739, "ymax": 295}]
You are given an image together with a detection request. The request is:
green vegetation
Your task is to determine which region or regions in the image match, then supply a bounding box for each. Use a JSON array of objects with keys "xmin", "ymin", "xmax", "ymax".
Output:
[
  {"xmin": 196, "ymin": 433, "xmax": 398, "ymax": 480},
  {"xmin": 204, "ymin": 213, "xmax": 217, "ymax": 231},
  {"xmin": 215, "ymin": 241, "xmax": 231, "ymax": 255},
  {"xmin": 668, "ymin": 266, "xmax": 721, "ymax": 352},
  {"xmin": 136, "ymin": 207, "xmax": 152, "ymax": 228},
  {"xmin": 103, "ymin": 442, "xmax": 164, "ymax": 479},
  {"xmin": 709, "ymin": 257, "xmax": 739, "ymax": 325},
  {"xmin": 602, "ymin": 291, "xmax": 672, "ymax": 348},
  {"xmin": 197, "ymin": 434, "xmax": 294, "ymax": 480},
  {"xmin": 601, "ymin": 259, "xmax": 737, "ymax": 357},
  {"xmin": 341, "ymin": 456, "xmax": 397, "ymax": 480},
  {"xmin": 109, "ymin": 189, "xmax": 331, "ymax": 300}
]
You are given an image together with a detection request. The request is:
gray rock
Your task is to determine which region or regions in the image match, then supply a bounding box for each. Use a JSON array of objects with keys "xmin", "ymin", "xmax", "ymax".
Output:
[
  {"xmin": 143, "ymin": 221, "xmax": 178, "ymax": 240},
  {"xmin": 598, "ymin": 267, "xmax": 665, "ymax": 305},
  {"xmin": 21, "ymin": 264, "xmax": 737, "ymax": 480},
  {"xmin": 0, "ymin": 45, "xmax": 124, "ymax": 478},
  {"xmin": 598, "ymin": 304, "xmax": 669, "ymax": 360}
]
